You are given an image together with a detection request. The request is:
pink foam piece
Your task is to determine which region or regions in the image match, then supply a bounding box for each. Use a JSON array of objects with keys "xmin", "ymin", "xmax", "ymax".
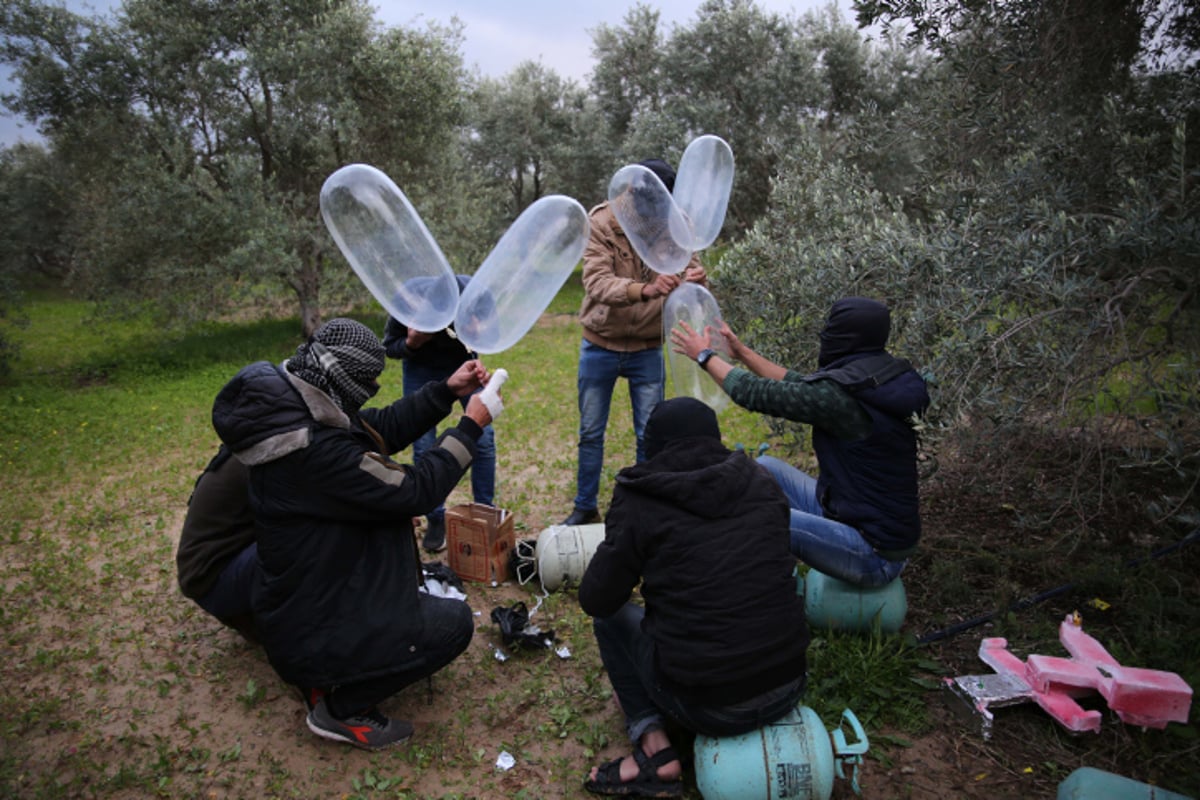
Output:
[
  {"xmin": 972, "ymin": 617, "xmax": 1194, "ymax": 734},
  {"xmin": 1054, "ymin": 616, "xmax": 1193, "ymax": 728},
  {"xmin": 1103, "ymin": 666, "xmax": 1193, "ymax": 727},
  {"xmin": 979, "ymin": 639, "xmax": 1101, "ymax": 733}
]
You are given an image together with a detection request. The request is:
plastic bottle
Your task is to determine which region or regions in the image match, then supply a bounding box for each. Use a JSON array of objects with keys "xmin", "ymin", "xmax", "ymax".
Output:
[{"xmin": 1057, "ymin": 767, "xmax": 1194, "ymax": 800}]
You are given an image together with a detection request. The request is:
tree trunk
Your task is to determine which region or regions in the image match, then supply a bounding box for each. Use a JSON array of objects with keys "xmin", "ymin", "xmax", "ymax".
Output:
[{"xmin": 296, "ymin": 247, "xmax": 323, "ymax": 337}]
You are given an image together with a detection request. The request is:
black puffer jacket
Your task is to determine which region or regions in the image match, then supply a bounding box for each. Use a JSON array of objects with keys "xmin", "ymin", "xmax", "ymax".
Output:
[
  {"xmin": 211, "ymin": 360, "xmax": 480, "ymax": 687},
  {"xmin": 578, "ymin": 437, "xmax": 808, "ymax": 704}
]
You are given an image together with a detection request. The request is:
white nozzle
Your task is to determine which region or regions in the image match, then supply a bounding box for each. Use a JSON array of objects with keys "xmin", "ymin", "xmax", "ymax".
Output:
[{"xmin": 479, "ymin": 368, "xmax": 508, "ymax": 420}]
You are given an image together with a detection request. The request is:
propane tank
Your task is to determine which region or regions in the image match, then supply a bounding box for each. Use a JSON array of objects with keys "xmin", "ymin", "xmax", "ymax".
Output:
[
  {"xmin": 799, "ymin": 569, "xmax": 907, "ymax": 634},
  {"xmin": 694, "ymin": 706, "xmax": 868, "ymax": 800},
  {"xmin": 533, "ymin": 523, "xmax": 606, "ymax": 591}
]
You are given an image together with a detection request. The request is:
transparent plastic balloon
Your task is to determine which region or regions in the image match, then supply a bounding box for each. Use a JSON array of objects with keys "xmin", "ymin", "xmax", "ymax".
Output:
[
  {"xmin": 456, "ymin": 195, "xmax": 589, "ymax": 355},
  {"xmin": 608, "ymin": 164, "xmax": 694, "ymax": 275},
  {"xmin": 663, "ymin": 282, "xmax": 730, "ymax": 413},
  {"xmin": 673, "ymin": 135, "xmax": 734, "ymax": 251},
  {"xmin": 320, "ymin": 163, "xmax": 459, "ymax": 333}
]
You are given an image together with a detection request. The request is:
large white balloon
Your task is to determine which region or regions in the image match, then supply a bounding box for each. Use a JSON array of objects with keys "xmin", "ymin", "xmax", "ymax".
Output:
[
  {"xmin": 673, "ymin": 135, "xmax": 734, "ymax": 251},
  {"xmin": 608, "ymin": 164, "xmax": 694, "ymax": 275},
  {"xmin": 663, "ymin": 282, "xmax": 730, "ymax": 413},
  {"xmin": 456, "ymin": 195, "xmax": 589, "ymax": 354},
  {"xmin": 320, "ymin": 164, "xmax": 459, "ymax": 333}
]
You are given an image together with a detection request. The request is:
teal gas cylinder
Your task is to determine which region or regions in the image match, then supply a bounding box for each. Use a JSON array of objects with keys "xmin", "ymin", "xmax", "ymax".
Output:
[
  {"xmin": 694, "ymin": 707, "xmax": 868, "ymax": 800},
  {"xmin": 1057, "ymin": 767, "xmax": 1195, "ymax": 800},
  {"xmin": 798, "ymin": 569, "xmax": 907, "ymax": 633}
]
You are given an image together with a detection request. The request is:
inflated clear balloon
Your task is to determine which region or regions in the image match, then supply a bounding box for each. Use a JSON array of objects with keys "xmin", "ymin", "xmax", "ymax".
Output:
[
  {"xmin": 673, "ymin": 135, "xmax": 734, "ymax": 251},
  {"xmin": 456, "ymin": 195, "xmax": 589, "ymax": 355},
  {"xmin": 663, "ymin": 282, "xmax": 730, "ymax": 413},
  {"xmin": 320, "ymin": 163, "xmax": 459, "ymax": 332},
  {"xmin": 608, "ymin": 164, "xmax": 694, "ymax": 275}
]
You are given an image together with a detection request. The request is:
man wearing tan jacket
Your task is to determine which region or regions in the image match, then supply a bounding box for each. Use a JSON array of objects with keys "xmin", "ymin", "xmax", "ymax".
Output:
[{"xmin": 562, "ymin": 158, "xmax": 707, "ymax": 526}]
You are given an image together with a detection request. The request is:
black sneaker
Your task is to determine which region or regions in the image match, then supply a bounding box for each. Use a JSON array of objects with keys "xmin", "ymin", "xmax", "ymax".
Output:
[
  {"xmin": 562, "ymin": 507, "xmax": 601, "ymax": 526},
  {"xmin": 306, "ymin": 697, "xmax": 413, "ymax": 750},
  {"xmin": 422, "ymin": 516, "xmax": 446, "ymax": 552}
]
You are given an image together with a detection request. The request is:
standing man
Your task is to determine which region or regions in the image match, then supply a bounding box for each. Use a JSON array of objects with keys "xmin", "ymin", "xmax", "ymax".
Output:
[
  {"xmin": 383, "ymin": 275, "xmax": 497, "ymax": 552},
  {"xmin": 563, "ymin": 158, "xmax": 707, "ymax": 526}
]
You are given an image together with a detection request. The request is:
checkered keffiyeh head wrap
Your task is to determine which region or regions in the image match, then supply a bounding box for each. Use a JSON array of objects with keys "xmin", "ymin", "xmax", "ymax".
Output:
[{"xmin": 287, "ymin": 318, "xmax": 386, "ymax": 412}]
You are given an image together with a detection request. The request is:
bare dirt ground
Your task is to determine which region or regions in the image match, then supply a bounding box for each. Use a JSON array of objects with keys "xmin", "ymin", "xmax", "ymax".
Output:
[
  {"xmin": 6, "ymin": 348, "xmax": 1196, "ymax": 799},
  {"xmin": 144, "ymin": 452, "xmax": 1194, "ymax": 800}
]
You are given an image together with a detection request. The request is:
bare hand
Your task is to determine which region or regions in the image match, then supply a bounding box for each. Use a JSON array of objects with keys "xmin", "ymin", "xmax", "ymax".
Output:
[
  {"xmin": 669, "ymin": 320, "xmax": 712, "ymax": 361},
  {"xmin": 406, "ymin": 329, "xmax": 434, "ymax": 349},
  {"xmin": 683, "ymin": 265, "xmax": 707, "ymax": 285},
  {"xmin": 447, "ymin": 359, "xmax": 489, "ymax": 396},
  {"xmin": 642, "ymin": 272, "xmax": 681, "ymax": 299},
  {"xmin": 717, "ymin": 321, "xmax": 743, "ymax": 359}
]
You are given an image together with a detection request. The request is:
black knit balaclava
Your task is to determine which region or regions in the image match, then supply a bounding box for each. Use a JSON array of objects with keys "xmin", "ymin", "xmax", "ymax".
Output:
[
  {"xmin": 287, "ymin": 318, "xmax": 386, "ymax": 413},
  {"xmin": 817, "ymin": 297, "xmax": 891, "ymax": 367},
  {"xmin": 643, "ymin": 397, "xmax": 722, "ymax": 459}
]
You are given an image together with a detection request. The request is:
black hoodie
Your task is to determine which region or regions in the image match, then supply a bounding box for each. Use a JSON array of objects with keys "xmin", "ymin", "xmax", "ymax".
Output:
[{"xmin": 579, "ymin": 437, "xmax": 808, "ymax": 704}]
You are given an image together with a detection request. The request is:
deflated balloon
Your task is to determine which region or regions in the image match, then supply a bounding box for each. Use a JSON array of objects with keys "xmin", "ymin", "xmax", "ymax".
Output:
[
  {"xmin": 456, "ymin": 195, "xmax": 589, "ymax": 354},
  {"xmin": 320, "ymin": 163, "xmax": 458, "ymax": 333},
  {"xmin": 608, "ymin": 164, "xmax": 694, "ymax": 275},
  {"xmin": 664, "ymin": 282, "xmax": 730, "ymax": 413},
  {"xmin": 673, "ymin": 135, "xmax": 734, "ymax": 251}
]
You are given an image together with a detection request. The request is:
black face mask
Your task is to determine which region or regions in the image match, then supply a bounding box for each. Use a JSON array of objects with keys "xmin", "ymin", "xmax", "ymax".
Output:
[{"xmin": 817, "ymin": 298, "xmax": 891, "ymax": 367}]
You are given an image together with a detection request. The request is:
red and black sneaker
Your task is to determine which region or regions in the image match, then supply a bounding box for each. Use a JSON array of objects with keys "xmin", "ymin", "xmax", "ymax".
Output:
[{"xmin": 306, "ymin": 697, "xmax": 413, "ymax": 750}]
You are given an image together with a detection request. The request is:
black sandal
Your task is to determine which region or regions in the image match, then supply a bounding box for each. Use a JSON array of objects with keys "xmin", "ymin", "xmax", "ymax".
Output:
[{"xmin": 583, "ymin": 746, "xmax": 683, "ymax": 797}]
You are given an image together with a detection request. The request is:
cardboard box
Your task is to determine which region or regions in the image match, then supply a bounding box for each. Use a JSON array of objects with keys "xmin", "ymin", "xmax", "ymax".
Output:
[{"xmin": 446, "ymin": 503, "xmax": 514, "ymax": 583}]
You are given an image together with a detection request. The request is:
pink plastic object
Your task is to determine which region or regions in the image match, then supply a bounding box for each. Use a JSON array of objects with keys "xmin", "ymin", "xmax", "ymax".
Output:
[
  {"xmin": 1026, "ymin": 615, "xmax": 1192, "ymax": 729},
  {"xmin": 975, "ymin": 614, "xmax": 1192, "ymax": 734}
]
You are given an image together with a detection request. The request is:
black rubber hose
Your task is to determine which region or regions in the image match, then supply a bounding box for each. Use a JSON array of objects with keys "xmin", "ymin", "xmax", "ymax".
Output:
[{"xmin": 916, "ymin": 528, "xmax": 1200, "ymax": 645}]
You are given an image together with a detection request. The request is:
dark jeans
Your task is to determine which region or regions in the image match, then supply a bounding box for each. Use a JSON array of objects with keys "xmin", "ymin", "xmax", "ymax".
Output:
[
  {"xmin": 195, "ymin": 543, "xmax": 259, "ymax": 620},
  {"xmin": 326, "ymin": 594, "xmax": 474, "ymax": 717},
  {"xmin": 593, "ymin": 603, "xmax": 805, "ymax": 743},
  {"xmin": 403, "ymin": 361, "xmax": 496, "ymax": 521}
]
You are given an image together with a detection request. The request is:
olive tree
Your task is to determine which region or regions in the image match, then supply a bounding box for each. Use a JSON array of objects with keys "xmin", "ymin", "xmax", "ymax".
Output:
[{"xmin": 1, "ymin": 0, "xmax": 469, "ymax": 335}]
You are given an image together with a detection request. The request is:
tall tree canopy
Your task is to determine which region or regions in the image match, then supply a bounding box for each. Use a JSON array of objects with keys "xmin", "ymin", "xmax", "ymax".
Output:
[{"xmin": 2, "ymin": 0, "xmax": 468, "ymax": 335}]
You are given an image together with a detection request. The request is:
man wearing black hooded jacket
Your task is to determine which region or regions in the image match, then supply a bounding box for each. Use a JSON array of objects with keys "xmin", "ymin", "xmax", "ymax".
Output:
[
  {"xmin": 578, "ymin": 397, "xmax": 807, "ymax": 797},
  {"xmin": 672, "ymin": 297, "xmax": 930, "ymax": 589},
  {"xmin": 211, "ymin": 318, "xmax": 499, "ymax": 750}
]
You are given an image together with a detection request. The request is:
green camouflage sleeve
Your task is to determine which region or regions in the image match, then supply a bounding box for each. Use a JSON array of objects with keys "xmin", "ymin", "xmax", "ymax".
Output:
[{"xmin": 721, "ymin": 368, "xmax": 872, "ymax": 440}]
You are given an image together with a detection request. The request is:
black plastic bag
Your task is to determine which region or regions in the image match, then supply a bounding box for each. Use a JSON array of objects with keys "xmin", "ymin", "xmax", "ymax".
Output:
[{"xmin": 490, "ymin": 601, "xmax": 555, "ymax": 650}]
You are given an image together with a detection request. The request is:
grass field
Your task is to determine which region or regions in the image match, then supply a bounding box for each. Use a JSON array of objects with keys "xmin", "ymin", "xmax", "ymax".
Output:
[{"xmin": 2, "ymin": 272, "xmax": 1195, "ymax": 800}]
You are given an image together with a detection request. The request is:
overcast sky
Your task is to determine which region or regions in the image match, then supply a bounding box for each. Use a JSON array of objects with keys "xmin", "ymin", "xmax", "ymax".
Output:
[{"xmin": 1, "ymin": 0, "xmax": 847, "ymax": 147}]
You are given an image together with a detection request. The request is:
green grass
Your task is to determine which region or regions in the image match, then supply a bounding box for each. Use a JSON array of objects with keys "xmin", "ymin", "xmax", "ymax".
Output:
[{"xmin": 0, "ymin": 274, "xmax": 937, "ymax": 799}]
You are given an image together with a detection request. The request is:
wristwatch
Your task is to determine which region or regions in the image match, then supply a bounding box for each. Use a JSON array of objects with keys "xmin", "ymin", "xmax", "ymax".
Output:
[{"xmin": 696, "ymin": 348, "xmax": 716, "ymax": 369}]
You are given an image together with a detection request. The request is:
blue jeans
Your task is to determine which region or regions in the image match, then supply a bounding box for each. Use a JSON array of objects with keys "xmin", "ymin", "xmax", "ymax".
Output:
[
  {"xmin": 572, "ymin": 340, "xmax": 664, "ymax": 511},
  {"xmin": 593, "ymin": 604, "xmax": 805, "ymax": 741},
  {"xmin": 403, "ymin": 361, "xmax": 496, "ymax": 521},
  {"xmin": 757, "ymin": 455, "xmax": 906, "ymax": 588}
]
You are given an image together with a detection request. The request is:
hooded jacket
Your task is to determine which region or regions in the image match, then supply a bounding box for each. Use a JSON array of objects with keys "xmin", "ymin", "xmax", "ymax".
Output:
[
  {"xmin": 578, "ymin": 203, "xmax": 704, "ymax": 352},
  {"xmin": 578, "ymin": 436, "xmax": 808, "ymax": 704},
  {"xmin": 806, "ymin": 352, "xmax": 930, "ymax": 557},
  {"xmin": 210, "ymin": 360, "xmax": 479, "ymax": 687},
  {"xmin": 723, "ymin": 351, "xmax": 930, "ymax": 556}
]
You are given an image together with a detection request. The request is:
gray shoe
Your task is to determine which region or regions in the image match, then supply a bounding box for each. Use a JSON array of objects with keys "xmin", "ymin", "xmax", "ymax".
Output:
[
  {"xmin": 422, "ymin": 516, "xmax": 446, "ymax": 552},
  {"xmin": 306, "ymin": 697, "xmax": 413, "ymax": 750}
]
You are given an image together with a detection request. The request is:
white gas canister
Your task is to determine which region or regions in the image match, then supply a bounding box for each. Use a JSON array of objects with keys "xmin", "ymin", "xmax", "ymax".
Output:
[{"xmin": 534, "ymin": 523, "xmax": 606, "ymax": 591}]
